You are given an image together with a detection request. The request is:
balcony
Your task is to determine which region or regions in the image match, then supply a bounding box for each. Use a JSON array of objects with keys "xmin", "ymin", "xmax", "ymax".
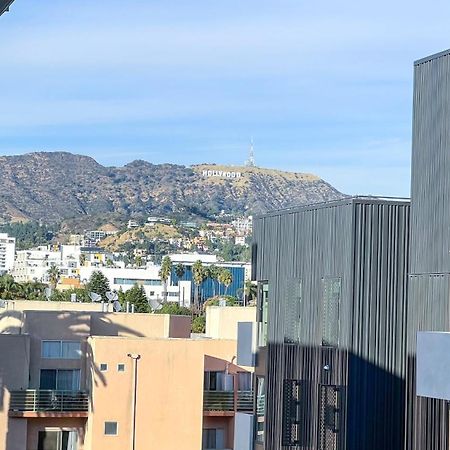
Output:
[
  {"xmin": 203, "ymin": 390, "xmax": 253, "ymax": 416},
  {"xmin": 9, "ymin": 390, "xmax": 89, "ymax": 418}
]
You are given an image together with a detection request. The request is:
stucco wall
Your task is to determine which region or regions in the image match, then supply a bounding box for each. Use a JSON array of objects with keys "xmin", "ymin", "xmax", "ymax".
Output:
[{"xmin": 205, "ymin": 307, "xmax": 256, "ymax": 340}]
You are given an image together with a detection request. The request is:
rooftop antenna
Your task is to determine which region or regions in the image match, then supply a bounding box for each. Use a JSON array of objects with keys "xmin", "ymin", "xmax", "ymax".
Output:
[{"xmin": 246, "ymin": 138, "xmax": 255, "ymax": 167}]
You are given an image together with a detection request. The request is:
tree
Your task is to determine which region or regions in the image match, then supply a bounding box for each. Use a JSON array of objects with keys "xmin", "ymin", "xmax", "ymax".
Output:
[
  {"xmin": 218, "ymin": 268, "xmax": 233, "ymax": 295},
  {"xmin": 47, "ymin": 265, "xmax": 61, "ymax": 290},
  {"xmin": 206, "ymin": 264, "xmax": 219, "ymax": 297},
  {"xmin": 122, "ymin": 284, "xmax": 150, "ymax": 313},
  {"xmin": 192, "ymin": 315, "xmax": 206, "ymax": 333},
  {"xmin": 192, "ymin": 260, "xmax": 206, "ymax": 310},
  {"xmin": 175, "ymin": 263, "xmax": 186, "ymax": 280},
  {"xmin": 244, "ymin": 280, "xmax": 257, "ymax": 306},
  {"xmin": 159, "ymin": 256, "xmax": 172, "ymax": 303},
  {"xmin": 86, "ymin": 271, "xmax": 110, "ymax": 301},
  {"xmin": 154, "ymin": 303, "xmax": 191, "ymax": 316},
  {"xmin": 0, "ymin": 275, "xmax": 22, "ymax": 300}
]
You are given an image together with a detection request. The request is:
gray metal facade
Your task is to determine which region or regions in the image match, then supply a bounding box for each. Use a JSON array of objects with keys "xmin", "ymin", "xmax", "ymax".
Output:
[
  {"xmin": 253, "ymin": 197, "xmax": 410, "ymax": 450},
  {"xmin": 0, "ymin": 0, "xmax": 15, "ymax": 16},
  {"xmin": 406, "ymin": 49, "xmax": 450, "ymax": 450}
]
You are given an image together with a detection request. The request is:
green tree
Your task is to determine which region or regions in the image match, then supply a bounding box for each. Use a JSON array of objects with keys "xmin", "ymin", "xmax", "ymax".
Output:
[
  {"xmin": 0, "ymin": 274, "xmax": 22, "ymax": 300},
  {"xmin": 218, "ymin": 268, "xmax": 233, "ymax": 296},
  {"xmin": 86, "ymin": 271, "xmax": 110, "ymax": 301},
  {"xmin": 154, "ymin": 302, "xmax": 191, "ymax": 316},
  {"xmin": 192, "ymin": 315, "xmax": 206, "ymax": 333},
  {"xmin": 122, "ymin": 284, "xmax": 150, "ymax": 313},
  {"xmin": 206, "ymin": 264, "xmax": 219, "ymax": 297},
  {"xmin": 47, "ymin": 265, "xmax": 61, "ymax": 290},
  {"xmin": 159, "ymin": 256, "xmax": 173, "ymax": 303}
]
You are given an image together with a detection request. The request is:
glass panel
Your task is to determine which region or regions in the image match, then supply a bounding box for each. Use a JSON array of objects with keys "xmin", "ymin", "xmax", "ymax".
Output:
[
  {"xmin": 42, "ymin": 341, "xmax": 62, "ymax": 359},
  {"xmin": 57, "ymin": 370, "xmax": 80, "ymax": 391},
  {"xmin": 238, "ymin": 372, "xmax": 252, "ymax": 391},
  {"xmin": 61, "ymin": 342, "xmax": 81, "ymax": 359},
  {"xmin": 104, "ymin": 422, "xmax": 118, "ymax": 435},
  {"xmin": 216, "ymin": 429, "xmax": 225, "ymax": 449},
  {"xmin": 258, "ymin": 282, "xmax": 269, "ymax": 346},
  {"xmin": 40, "ymin": 370, "xmax": 57, "ymax": 390},
  {"xmin": 38, "ymin": 431, "xmax": 58, "ymax": 450},
  {"xmin": 256, "ymin": 377, "xmax": 266, "ymax": 443}
]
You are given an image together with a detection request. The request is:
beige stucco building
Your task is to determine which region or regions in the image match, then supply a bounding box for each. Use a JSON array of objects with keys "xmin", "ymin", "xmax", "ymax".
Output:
[{"xmin": 0, "ymin": 301, "xmax": 255, "ymax": 450}]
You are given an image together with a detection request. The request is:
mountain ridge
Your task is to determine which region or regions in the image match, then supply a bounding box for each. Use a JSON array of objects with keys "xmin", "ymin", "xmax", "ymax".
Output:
[{"xmin": 0, "ymin": 151, "xmax": 345, "ymax": 226}]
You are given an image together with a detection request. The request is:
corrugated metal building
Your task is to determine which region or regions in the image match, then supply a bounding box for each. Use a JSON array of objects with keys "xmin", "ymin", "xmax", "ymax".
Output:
[
  {"xmin": 252, "ymin": 197, "xmax": 410, "ymax": 450},
  {"xmin": 406, "ymin": 49, "xmax": 450, "ymax": 450}
]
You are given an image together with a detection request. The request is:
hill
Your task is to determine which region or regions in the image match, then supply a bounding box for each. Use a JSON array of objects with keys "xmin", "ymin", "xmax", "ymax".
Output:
[{"xmin": 0, "ymin": 152, "xmax": 345, "ymax": 226}]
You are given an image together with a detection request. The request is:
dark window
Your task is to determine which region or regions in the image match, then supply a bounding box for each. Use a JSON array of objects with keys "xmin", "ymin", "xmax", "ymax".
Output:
[
  {"xmin": 321, "ymin": 278, "xmax": 341, "ymax": 347},
  {"xmin": 38, "ymin": 431, "xmax": 77, "ymax": 450},
  {"xmin": 204, "ymin": 371, "xmax": 233, "ymax": 391},
  {"xmin": 104, "ymin": 421, "xmax": 118, "ymax": 435},
  {"xmin": 39, "ymin": 369, "xmax": 80, "ymax": 391},
  {"xmin": 117, "ymin": 364, "xmax": 125, "ymax": 372},
  {"xmin": 202, "ymin": 428, "xmax": 225, "ymax": 449},
  {"xmin": 40, "ymin": 369, "xmax": 57, "ymax": 390},
  {"xmin": 100, "ymin": 363, "xmax": 108, "ymax": 372}
]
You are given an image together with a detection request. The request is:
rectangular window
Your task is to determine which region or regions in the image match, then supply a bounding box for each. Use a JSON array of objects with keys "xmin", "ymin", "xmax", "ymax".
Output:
[
  {"xmin": 204, "ymin": 371, "xmax": 234, "ymax": 391},
  {"xmin": 100, "ymin": 363, "xmax": 108, "ymax": 372},
  {"xmin": 40, "ymin": 369, "xmax": 81, "ymax": 391},
  {"xmin": 282, "ymin": 379, "xmax": 307, "ymax": 446},
  {"xmin": 284, "ymin": 278, "xmax": 302, "ymax": 344},
  {"xmin": 238, "ymin": 372, "xmax": 253, "ymax": 391},
  {"xmin": 117, "ymin": 364, "xmax": 125, "ymax": 372},
  {"xmin": 38, "ymin": 430, "xmax": 78, "ymax": 450},
  {"xmin": 104, "ymin": 422, "xmax": 118, "ymax": 436},
  {"xmin": 256, "ymin": 377, "xmax": 266, "ymax": 443},
  {"xmin": 257, "ymin": 281, "xmax": 269, "ymax": 346},
  {"xmin": 42, "ymin": 341, "xmax": 81, "ymax": 359},
  {"xmin": 202, "ymin": 428, "xmax": 225, "ymax": 449},
  {"xmin": 321, "ymin": 278, "xmax": 341, "ymax": 347}
]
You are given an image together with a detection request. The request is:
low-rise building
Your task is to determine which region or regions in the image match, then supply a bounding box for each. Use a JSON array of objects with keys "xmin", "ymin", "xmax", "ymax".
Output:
[{"xmin": 0, "ymin": 301, "xmax": 255, "ymax": 450}]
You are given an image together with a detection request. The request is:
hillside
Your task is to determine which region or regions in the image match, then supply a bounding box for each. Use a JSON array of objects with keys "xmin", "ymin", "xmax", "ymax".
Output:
[{"xmin": 0, "ymin": 152, "xmax": 345, "ymax": 226}]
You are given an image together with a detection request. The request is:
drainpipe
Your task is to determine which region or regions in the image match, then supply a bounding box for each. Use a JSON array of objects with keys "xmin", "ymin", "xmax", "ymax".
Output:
[{"xmin": 127, "ymin": 353, "xmax": 141, "ymax": 450}]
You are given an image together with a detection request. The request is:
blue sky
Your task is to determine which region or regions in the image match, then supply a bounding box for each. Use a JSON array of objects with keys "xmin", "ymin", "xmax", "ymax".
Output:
[{"xmin": 1, "ymin": 1, "xmax": 450, "ymax": 196}]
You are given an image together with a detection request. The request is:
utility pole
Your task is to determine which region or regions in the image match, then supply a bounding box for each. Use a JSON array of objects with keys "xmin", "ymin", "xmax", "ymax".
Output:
[{"xmin": 127, "ymin": 353, "xmax": 141, "ymax": 450}]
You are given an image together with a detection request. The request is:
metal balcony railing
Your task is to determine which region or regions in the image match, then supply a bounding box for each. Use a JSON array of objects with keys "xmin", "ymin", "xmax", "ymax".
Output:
[
  {"xmin": 9, "ymin": 390, "xmax": 89, "ymax": 413},
  {"xmin": 203, "ymin": 390, "xmax": 254, "ymax": 413}
]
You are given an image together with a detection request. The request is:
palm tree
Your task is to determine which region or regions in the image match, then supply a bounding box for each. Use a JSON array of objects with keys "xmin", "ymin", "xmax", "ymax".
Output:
[
  {"xmin": 175, "ymin": 263, "xmax": 186, "ymax": 280},
  {"xmin": 192, "ymin": 260, "xmax": 206, "ymax": 310},
  {"xmin": 207, "ymin": 264, "xmax": 219, "ymax": 297},
  {"xmin": 0, "ymin": 275, "xmax": 22, "ymax": 300},
  {"xmin": 244, "ymin": 279, "xmax": 257, "ymax": 306},
  {"xmin": 158, "ymin": 256, "xmax": 172, "ymax": 303},
  {"xmin": 218, "ymin": 269, "xmax": 233, "ymax": 296},
  {"xmin": 47, "ymin": 265, "xmax": 61, "ymax": 290}
]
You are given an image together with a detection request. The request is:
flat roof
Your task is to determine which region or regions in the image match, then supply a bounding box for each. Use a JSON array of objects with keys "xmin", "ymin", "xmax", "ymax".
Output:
[
  {"xmin": 255, "ymin": 195, "xmax": 410, "ymax": 219},
  {"xmin": 415, "ymin": 49, "xmax": 450, "ymax": 66},
  {"xmin": 0, "ymin": 0, "xmax": 15, "ymax": 16}
]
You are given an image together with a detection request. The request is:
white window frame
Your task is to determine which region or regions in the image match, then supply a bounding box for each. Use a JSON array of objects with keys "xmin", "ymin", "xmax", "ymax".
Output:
[
  {"xmin": 100, "ymin": 363, "xmax": 108, "ymax": 372},
  {"xmin": 104, "ymin": 421, "xmax": 119, "ymax": 436}
]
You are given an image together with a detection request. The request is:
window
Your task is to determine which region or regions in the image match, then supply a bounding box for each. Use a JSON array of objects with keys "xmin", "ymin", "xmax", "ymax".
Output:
[
  {"xmin": 256, "ymin": 377, "xmax": 266, "ymax": 443},
  {"xmin": 204, "ymin": 371, "xmax": 234, "ymax": 391},
  {"xmin": 202, "ymin": 428, "xmax": 225, "ymax": 449},
  {"xmin": 284, "ymin": 278, "xmax": 302, "ymax": 344},
  {"xmin": 117, "ymin": 364, "xmax": 125, "ymax": 372},
  {"xmin": 42, "ymin": 341, "xmax": 81, "ymax": 359},
  {"xmin": 282, "ymin": 380, "xmax": 307, "ymax": 446},
  {"xmin": 104, "ymin": 422, "xmax": 118, "ymax": 436},
  {"xmin": 40, "ymin": 369, "xmax": 81, "ymax": 391},
  {"xmin": 321, "ymin": 278, "xmax": 341, "ymax": 347},
  {"xmin": 100, "ymin": 363, "xmax": 108, "ymax": 372},
  {"xmin": 238, "ymin": 372, "xmax": 252, "ymax": 391},
  {"xmin": 257, "ymin": 282, "xmax": 269, "ymax": 346},
  {"xmin": 38, "ymin": 430, "xmax": 78, "ymax": 450}
]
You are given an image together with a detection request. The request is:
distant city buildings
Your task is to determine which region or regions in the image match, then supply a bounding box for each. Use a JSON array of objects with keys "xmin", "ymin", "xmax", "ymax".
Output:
[{"xmin": 0, "ymin": 233, "xmax": 15, "ymax": 274}]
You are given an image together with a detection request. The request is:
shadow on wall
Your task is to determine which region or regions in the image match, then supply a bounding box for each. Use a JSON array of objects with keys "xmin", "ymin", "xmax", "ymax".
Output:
[{"xmin": 265, "ymin": 344, "xmax": 406, "ymax": 450}]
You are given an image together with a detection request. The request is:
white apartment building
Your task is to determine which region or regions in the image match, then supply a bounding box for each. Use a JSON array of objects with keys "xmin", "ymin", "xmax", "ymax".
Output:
[
  {"xmin": 0, "ymin": 233, "xmax": 15, "ymax": 273},
  {"xmin": 231, "ymin": 216, "xmax": 253, "ymax": 235}
]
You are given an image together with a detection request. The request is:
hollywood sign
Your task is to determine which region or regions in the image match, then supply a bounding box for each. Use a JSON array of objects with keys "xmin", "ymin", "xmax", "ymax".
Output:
[{"xmin": 202, "ymin": 170, "xmax": 242, "ymax": 179}]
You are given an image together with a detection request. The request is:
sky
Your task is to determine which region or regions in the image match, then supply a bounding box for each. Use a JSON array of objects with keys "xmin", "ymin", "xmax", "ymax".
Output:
[{"xmin": 1, "ymin": 1, "xmax": 450, "ymax": 196}]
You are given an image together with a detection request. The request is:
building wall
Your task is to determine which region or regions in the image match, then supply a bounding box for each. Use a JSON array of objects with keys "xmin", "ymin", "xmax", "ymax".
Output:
[
  {"xmin": 0, "ymin": 234, "xmax": 15, "ymax": 273},
  {"xmin": 253, "ymin": 198, "xmax": 410, "ymax": 450},
  {"xmin": 0, "ymin": 335, "xmax": 30, "ymax": 450},
  {"xmin": 86, "ymin": 337, "xmax": 239, "ymax": 450},
  {"xmin": 406, "ymin": 49, "xmax": 450, "ymax": 450},
  {"xmin": 206, "ymin": 306, "xmax": 257, "ymax": 340}
]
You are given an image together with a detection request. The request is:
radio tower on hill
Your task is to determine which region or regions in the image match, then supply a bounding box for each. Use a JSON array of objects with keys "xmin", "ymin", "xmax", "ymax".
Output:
[{"xmin": 246, "ymin": 138, "xmax": 256, "ymax": 167}]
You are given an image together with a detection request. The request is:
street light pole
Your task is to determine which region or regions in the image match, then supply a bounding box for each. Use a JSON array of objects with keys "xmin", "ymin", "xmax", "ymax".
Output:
[{"xmin": 127, "ymin": 353, "xmax": 141, "ymax": 450}]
